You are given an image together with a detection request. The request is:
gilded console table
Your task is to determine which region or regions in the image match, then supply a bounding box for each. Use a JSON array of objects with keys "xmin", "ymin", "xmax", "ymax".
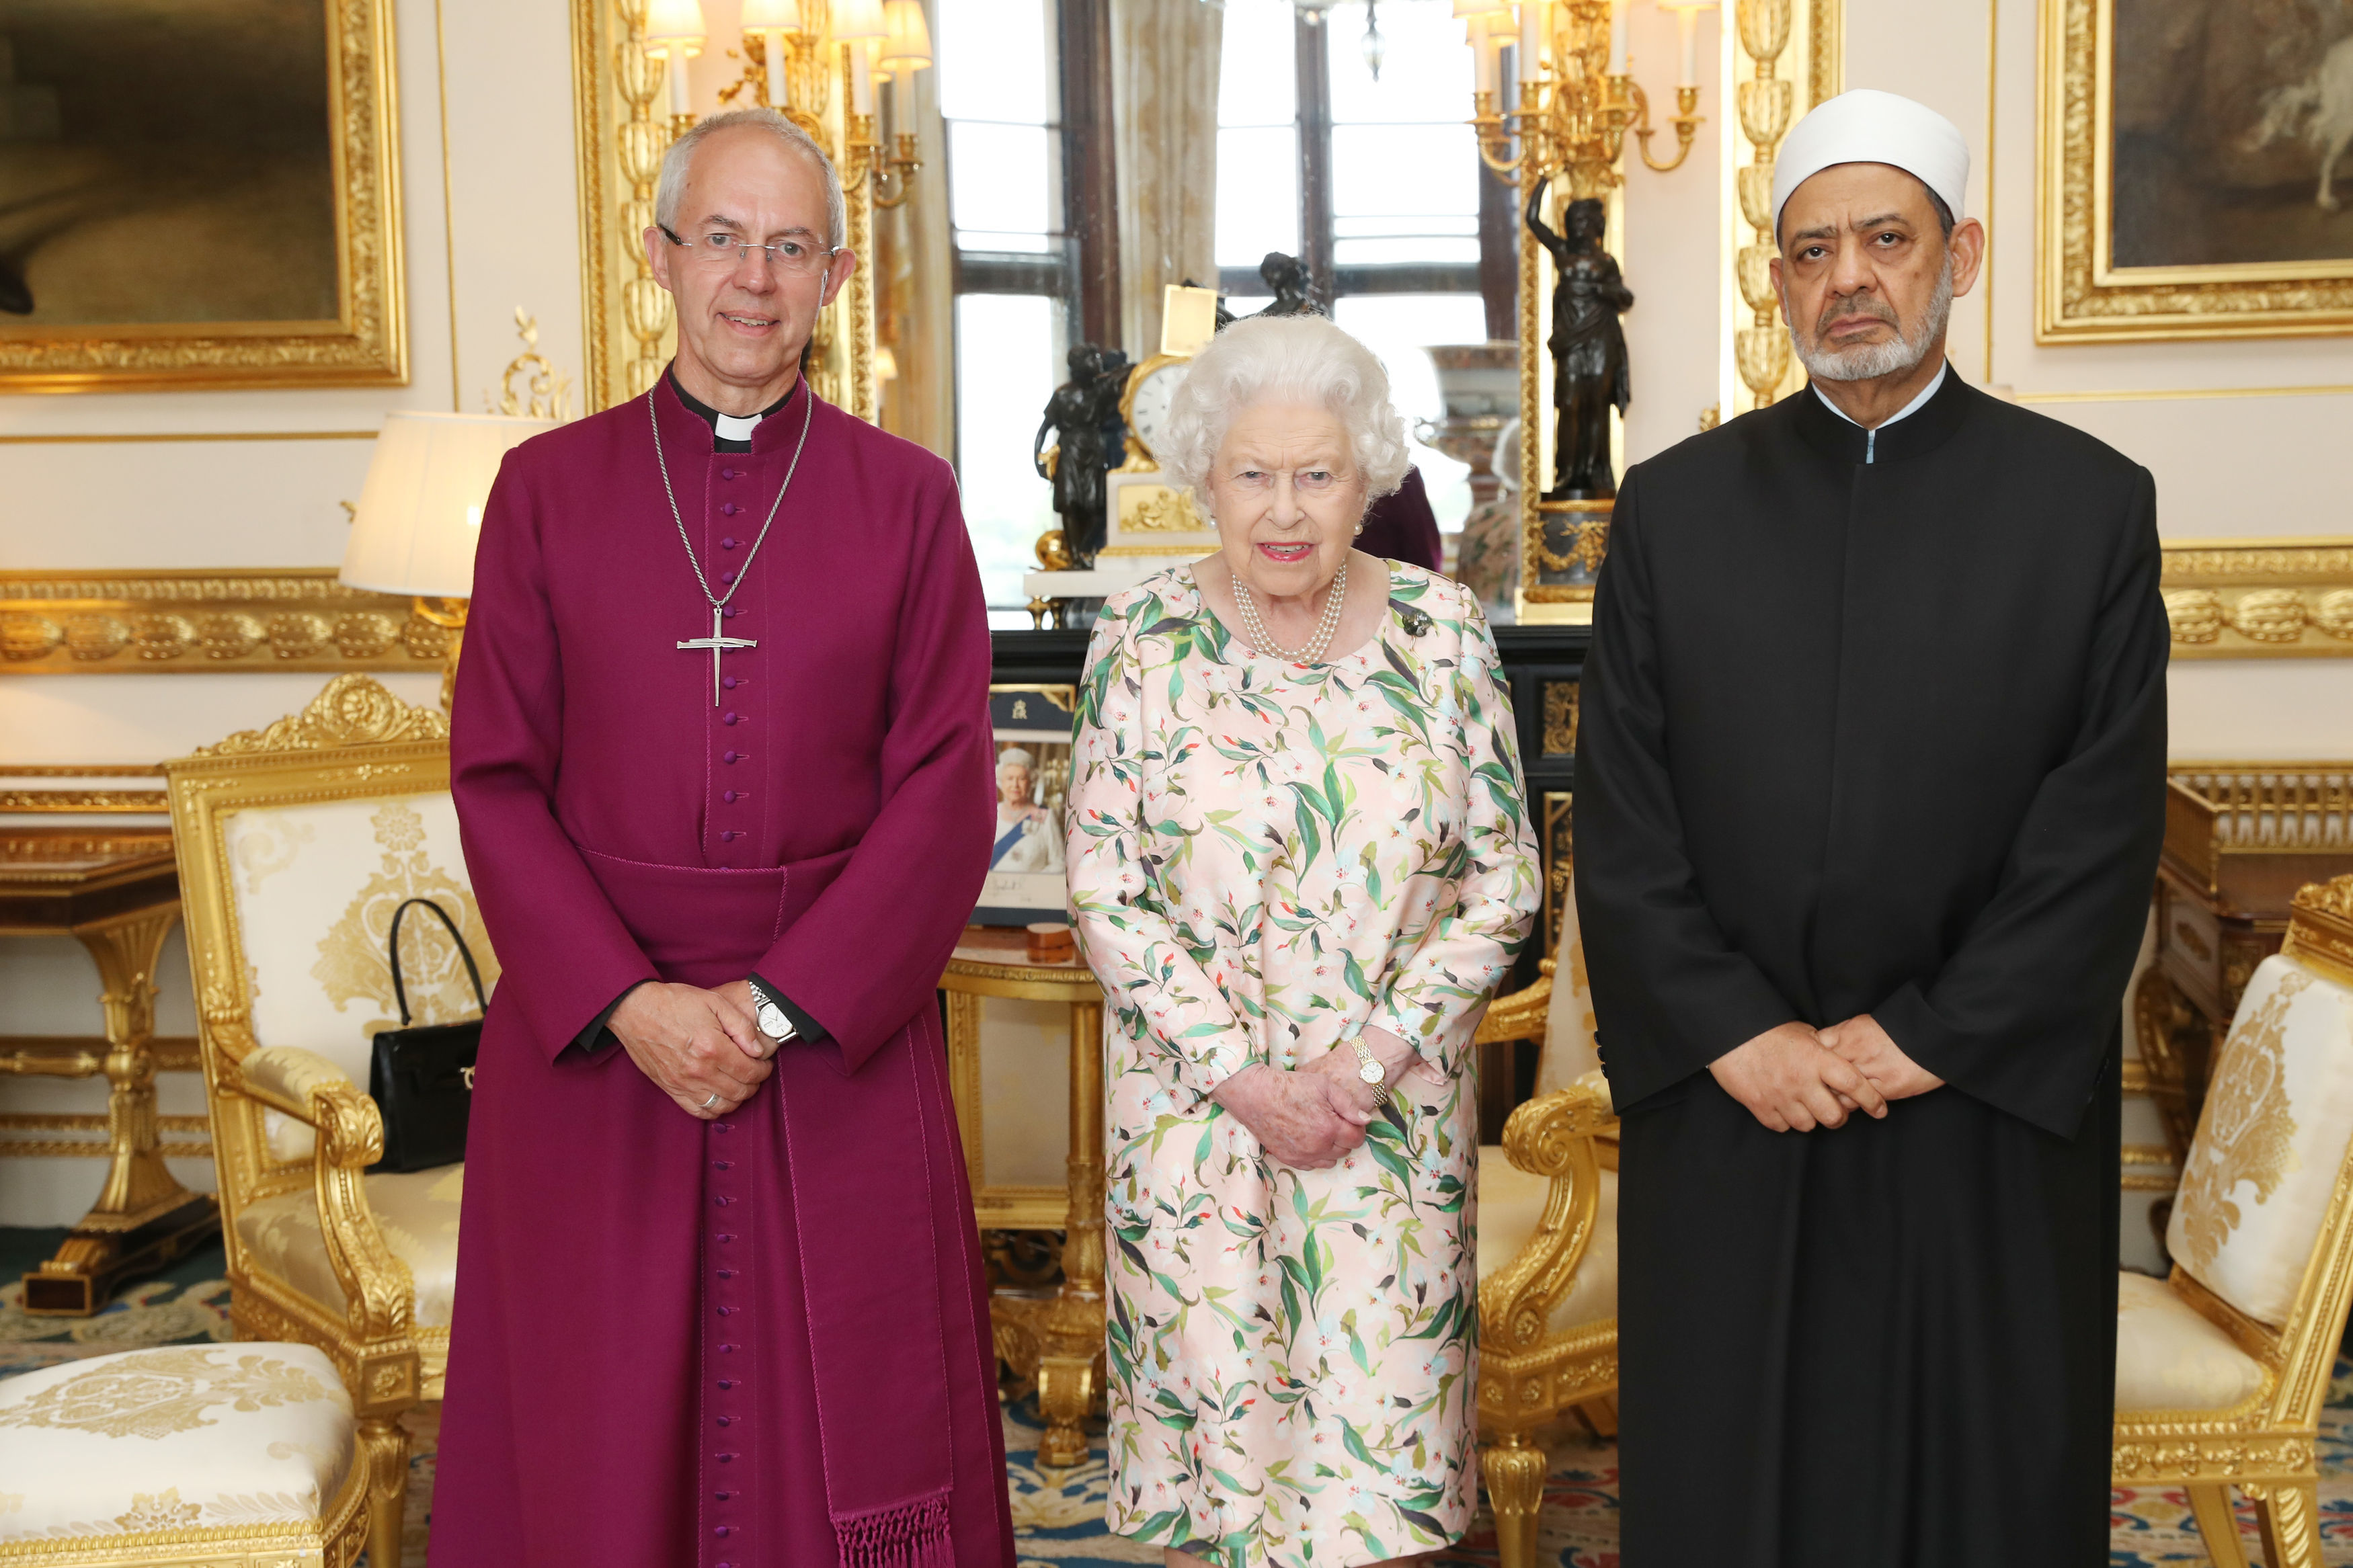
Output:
[
  {"xmin": 941, "ymin": 938, "xmax": 1105, "ymax": 1469},
  {"xmin": 0, "ymin": 828, "xmax": 218, "ymax": 1313}
]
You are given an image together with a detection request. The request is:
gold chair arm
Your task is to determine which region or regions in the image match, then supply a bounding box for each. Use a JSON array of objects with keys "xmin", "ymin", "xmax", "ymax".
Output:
[
  {"xmin": 1476, "ymin": 960, "xmax": 1558, "ymax": 1049},
  {"xmin": 1478, "ymin": 1071, "xmax": 1617, "ymax": 1358},
  {"xmin": 236, "ymin": 1046, "xmax": 415, "ymax": 1358}
]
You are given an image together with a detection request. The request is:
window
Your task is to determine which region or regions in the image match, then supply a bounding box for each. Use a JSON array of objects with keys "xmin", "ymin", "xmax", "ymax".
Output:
[
  {"xmin": 1215, "ymin": 1, "xmax": 1494, "ymax": 534},
  {"xmin": 940, "ymin": 0, "xmax": 1071, "ymax": 623}
]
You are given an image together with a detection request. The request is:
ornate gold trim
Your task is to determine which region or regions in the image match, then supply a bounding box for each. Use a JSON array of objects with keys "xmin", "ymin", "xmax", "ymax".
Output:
[
  {"xmin": 0, "ymin": 790, "xmax": 168, "ymax": 814},
  {"xmin": 1540, "ymin": 680, "xmax": 1580, "ymax": 757},
  {"xmin": 0, "ymin": 570, "xmax": 449, "ymax": 675},
  {"xmin": 2159, "ymin": 537, "xmax": 2353, "ymax": 659},
  {"xmin": 0, "ymin": 0, "xmax": 407, "ymax": 393},
  {"xmin": 193, "ymin": 673, "xmax": 451, "ymax": 756},
  {"xmin": 2039, "ymin": 0, "xmax": 2353, "ymax": 343}
]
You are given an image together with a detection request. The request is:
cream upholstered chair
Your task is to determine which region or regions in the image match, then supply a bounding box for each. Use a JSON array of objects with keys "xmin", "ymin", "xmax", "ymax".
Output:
[
  {"xmin": 163, "ymin": 675, "xmax": 493, "ymax": 1568},
  {"xmin": 0, "ymin": 1342, "xmax": 368, "ymax": 1567},
  {"xmin": 2114, "ymin": 874, "xmax": 2353, "ymax": 1568},
  {"xmin": 1474, "ymin": 891, "xmax": 1618, "ymax": 1568}
]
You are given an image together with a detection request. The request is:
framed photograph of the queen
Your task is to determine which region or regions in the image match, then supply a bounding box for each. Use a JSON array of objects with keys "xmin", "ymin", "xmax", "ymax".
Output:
[
  {"xmin": 974, "ymin": 686, "xmax": 1075, "ymax": 927},
  {"xmin": 2039, "ymin": 0, "xmax": 2353, "ymax": 341}
]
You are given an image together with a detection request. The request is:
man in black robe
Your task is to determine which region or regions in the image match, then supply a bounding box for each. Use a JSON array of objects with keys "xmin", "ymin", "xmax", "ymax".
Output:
[{"xmin": 1574, "ymin": 89, "xmax": 2168, "ymax": 1566}]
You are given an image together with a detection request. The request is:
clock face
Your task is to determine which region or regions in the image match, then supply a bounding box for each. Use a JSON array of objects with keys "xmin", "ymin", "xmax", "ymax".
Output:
[{"xmin": 1125, "ymin": 359, "xmax": 1191, "ymax": 470}]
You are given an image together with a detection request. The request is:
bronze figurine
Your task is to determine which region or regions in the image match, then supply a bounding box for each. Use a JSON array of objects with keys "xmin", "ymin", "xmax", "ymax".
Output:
[{"xmin": 1526, "ymin": 179, "xmax": 1634, "ymax": 499}]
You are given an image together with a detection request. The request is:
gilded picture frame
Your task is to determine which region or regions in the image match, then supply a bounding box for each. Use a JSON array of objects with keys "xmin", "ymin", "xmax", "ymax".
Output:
[
  {"xmin": 2038, "ymin": 0, "xmax": 2353, "ymax": 343},
  {"xmin": 0, "ymin": 0, "xmax": 407, "ymax": 393}
]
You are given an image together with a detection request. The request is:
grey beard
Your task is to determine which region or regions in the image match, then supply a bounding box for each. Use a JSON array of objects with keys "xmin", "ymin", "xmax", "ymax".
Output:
[{"xmin": 1786, "ymin": 256, "xmax": 1954, "ymax": 383}]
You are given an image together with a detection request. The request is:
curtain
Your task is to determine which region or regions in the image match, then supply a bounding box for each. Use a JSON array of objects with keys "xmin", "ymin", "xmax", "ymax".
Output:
[{"xmin": 1110, "ymin": 0, "xmax": 1222, "ymax": 362}]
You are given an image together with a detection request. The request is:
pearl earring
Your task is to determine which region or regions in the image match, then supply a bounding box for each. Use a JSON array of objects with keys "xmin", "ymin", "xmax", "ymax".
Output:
[{"xmin": 1353, "ymin": 523, "xmax": 1365, "ymax": 536}]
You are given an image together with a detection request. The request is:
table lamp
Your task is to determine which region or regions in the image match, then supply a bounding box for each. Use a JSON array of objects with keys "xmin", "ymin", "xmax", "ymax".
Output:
[{"xmin": 341, "ymin": 411, "xmax": 557, "ymax": 710}]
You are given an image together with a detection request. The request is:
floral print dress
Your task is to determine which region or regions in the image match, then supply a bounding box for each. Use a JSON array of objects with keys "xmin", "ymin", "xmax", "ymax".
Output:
[{"xmin": 1068, "ymin": 562, "xmax": 1540, "ymax": 1568}]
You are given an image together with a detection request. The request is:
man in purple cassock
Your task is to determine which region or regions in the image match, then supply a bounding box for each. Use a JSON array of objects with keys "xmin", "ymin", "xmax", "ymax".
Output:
[{"xmin": 432, "ymin": 108, "xmax": 1015, "ymax": 1568}]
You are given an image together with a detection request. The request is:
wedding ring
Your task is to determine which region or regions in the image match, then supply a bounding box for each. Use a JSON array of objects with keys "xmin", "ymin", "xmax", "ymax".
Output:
[{"xmin": 702, "ymin": 1092, "xmax": 719, "ymax": 1110}]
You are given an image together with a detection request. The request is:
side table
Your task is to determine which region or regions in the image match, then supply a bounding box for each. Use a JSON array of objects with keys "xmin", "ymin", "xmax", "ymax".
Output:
[
  {"xmin": 0, "ymin": 828, "xmax": 218, "ymax": 1314},
  {"xmin": 940, "ymin": 940, "xmax": 1104, "ymax": 1469}
]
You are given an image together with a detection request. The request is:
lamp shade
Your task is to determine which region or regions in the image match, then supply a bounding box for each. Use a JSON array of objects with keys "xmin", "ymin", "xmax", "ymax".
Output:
[
  {"xmin": 879, "ymin": 0, "xmax": 932, "ymax": 69},
  {"xmin": 830, "ymin": 0, "xmax": 889, "ymax": 40},
  {"xmin": 340, "ymin": 413, "xmax": 557, "ymax": 600},
  {"xmin": 641, "ymin": 0, "xmax": 708, "ymax": 47},
  {"xmin": 740, "ymin": 0, "xmax": 801, "ymax": 27},
  {"xmin": 1451, "ymin": 0, "xmax": 1509, "ymax": 16}
]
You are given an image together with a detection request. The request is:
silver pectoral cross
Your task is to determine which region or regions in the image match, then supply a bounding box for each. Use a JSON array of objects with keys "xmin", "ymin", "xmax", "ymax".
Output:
[{"xmin": 678, "ymin": 605, "xmax": 757, "ymax": 707}]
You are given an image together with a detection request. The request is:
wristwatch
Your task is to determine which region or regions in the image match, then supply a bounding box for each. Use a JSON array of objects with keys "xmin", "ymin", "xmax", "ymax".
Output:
[
  {"xmin": 1347, "ymin": 1030, "xmax": 1391, "ymax": 1104},
  {"xmin": 748, "ymin": 977, "xmax": 799, "ymax": 1048}
]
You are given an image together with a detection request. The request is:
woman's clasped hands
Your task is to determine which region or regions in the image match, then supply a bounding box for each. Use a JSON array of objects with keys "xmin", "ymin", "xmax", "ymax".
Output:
[{"xmin": 1207, "ymin": 1026, "xmax": 1446, "ymax": 1169}]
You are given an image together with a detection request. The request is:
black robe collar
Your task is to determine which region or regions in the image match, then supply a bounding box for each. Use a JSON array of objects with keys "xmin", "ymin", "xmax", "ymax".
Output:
[
  {"xmin": 1790, "ymin": 360, "xmax": 1974, "ymax": 467},
  {"xmin": 660, "ymin": 367, "xmax": 805, "ymax": 454}
]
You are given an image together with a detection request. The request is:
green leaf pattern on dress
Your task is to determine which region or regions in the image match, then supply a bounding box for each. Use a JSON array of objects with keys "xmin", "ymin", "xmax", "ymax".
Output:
[{"xmin": 1068, "ymin": 563, "xmax": 1540, "ymax": 1567}]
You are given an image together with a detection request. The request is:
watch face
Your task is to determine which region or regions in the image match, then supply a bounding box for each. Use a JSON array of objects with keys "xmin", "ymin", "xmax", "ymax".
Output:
[
  {"xmin": 1359, "ymin": 1061, "xmax": 1384, "ymax": 1084},
  {"xmin": 1127, "ymin": 360, "xmax": 1191, "ymax": 468},
  {"xmin": 758, "ymin": 1001, "xmax": 791, "ymax": 1038}
]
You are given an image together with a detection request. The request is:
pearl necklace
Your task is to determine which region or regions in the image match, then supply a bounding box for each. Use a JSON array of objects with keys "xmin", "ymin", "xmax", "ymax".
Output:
[{"xmin": 1232, "ymin": 556, "xmax": 1349, "ymax": 664}]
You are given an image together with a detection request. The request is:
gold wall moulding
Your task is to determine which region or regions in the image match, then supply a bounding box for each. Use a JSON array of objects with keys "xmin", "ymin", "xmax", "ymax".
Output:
[
  {"xmin": 0, "ymin": 0, "xmax": 406, "ymax": 393},
  {"xmin": 0, "ymin": 431, "xmax": 379, "ymax": 446},
  {"xmin": 2161, "ymin": 538, "xmax": 2353, "ymax": 659},
  {"xmin": 0, "ymin": 570, "xmax": 452, "ymax": 675},
  {"xmin": 2038, "ymin": 0, "xmax": 2353, "ymax": 343},
  {"xmin": 0, "ymin": 766, "xmax": 167, "ymax": 815}
]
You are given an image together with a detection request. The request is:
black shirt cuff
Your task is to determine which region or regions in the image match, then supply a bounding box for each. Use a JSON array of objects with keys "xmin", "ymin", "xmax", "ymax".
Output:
[{"xmin": 750, "ymin": 972, "xmax": 830, "ymax": 1045}]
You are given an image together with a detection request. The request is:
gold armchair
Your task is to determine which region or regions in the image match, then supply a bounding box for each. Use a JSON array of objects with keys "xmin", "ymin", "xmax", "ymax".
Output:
[
  {"xmin": 163, "ymin": 676, "xmax": 489, "ymax": 1568},
  {"xmin": 1474, "ymin": 895, "xmax": 1620, "ymax": 1568},
  {"xmin": 2113, "ymin": 874, "xmax": 2353, "ymax": 1568}
]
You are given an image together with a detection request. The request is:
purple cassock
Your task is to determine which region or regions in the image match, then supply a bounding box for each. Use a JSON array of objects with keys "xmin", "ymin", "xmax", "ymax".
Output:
[{"xmin": 434, "ymin": 374, "xmax": 1015, "ymax": 1568}]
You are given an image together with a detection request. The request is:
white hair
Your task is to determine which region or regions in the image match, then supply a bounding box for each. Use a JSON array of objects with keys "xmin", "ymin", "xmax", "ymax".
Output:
[
  {"xmin": 996, "ymin": 747, "xmax": 1037, "ymax": 772},
  {"xmin": 655, "ymin": 108, "xmax": 847, "ymax": 251},
  {"xmin": 1783, "ymin": 247, "xmax": 1954, "ymax": 382},
  {"xmin": 1159, "ymin": 315, "xmax": 1411, "ymax": 506}
]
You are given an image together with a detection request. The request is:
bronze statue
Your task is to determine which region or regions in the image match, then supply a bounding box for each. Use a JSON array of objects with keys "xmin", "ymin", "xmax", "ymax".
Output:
[
  {"xmin": 1526, "ymin": 179, "xmax": 1634, "ymax": 499},
  {"xmin": 1033, "ymin": 344, "xmax": 1131, "ymax": 568},
  {"xmin": 1251, "ymin": 251, "xmax": 1321, "ymax": 318}
]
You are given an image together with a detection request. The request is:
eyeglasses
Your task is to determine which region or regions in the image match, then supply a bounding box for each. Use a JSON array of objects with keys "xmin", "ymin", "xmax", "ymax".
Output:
[{"xmin": 660, "ymin": 226, "xmax": 841, "ymax": 277}]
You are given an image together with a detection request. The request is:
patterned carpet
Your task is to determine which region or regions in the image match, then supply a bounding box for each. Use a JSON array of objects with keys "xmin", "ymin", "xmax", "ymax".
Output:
[{"xmin": 6, "ymin": 1230, "xmax": 2352, "ymax": 1565}]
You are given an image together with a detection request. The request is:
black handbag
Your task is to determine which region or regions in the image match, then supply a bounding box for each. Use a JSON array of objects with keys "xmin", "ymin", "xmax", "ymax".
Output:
[{"xmin": 367, "ymin": 897, "xmax": 488, "ymax": 1173}]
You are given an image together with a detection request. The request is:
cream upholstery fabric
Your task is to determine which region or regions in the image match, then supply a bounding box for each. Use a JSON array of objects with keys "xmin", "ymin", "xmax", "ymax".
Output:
[
  {"xmin": 1476, "ymin": 1153, "xmax": 1618, "ymax": 1331},
  {"xmin": 2114, "ymin": 1270, "xmax": 2267, "ymax": 1413},
  {"xmin": 1536, "ymin": 889, "xmax": 1600, "ymax": 1096},
  {"xmin": 235, "ymin": 1164, "xmax": 464, "ymax": 1327},
  {"xmin": 223, "ymin": 790, "xmax": 495, "ymax": 1085},
  {"xmin": 2167, "ymin": 954, "xmax": 2353, "ymax": 1326},
  {"xmin": 0, "ymin": 1344, "xmax": 353, "ymax": 1541}
]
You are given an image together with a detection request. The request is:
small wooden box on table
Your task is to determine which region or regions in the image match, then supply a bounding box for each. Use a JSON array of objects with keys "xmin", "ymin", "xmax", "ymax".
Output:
[
  {"xmin": 0, "ymin": 827, "xmax": 218, "ymax": 1314},
  {"xmin": 940, "ymin": 930, "xmax": 1105, "ymax": 1469},
  {"xmin": 2138, "ymin": 765, "xmax": 2353, "ymax": 1161}
]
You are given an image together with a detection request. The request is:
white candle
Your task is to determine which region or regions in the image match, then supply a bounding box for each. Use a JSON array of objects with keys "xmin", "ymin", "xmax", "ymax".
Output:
[
  {"xmin": 1675, "ymin": 7, "xmax": 1699, "ymax": 87},
  {"xmin": 1519, "ymin": 2, "xmax": 1543, "ymax": 83},
  {"xmin": 1607, "ymin": 1, "xmax": 1628, "ymax": 75},
  {"xmin": 762, "ymin": 28, "xmax": 789, "ymax": 109},
  {"xmin": 668, "ymin": 48, "xmax": 691, "ymax": 116},
  {"xmin": 1470, "ymin": 19, "xmax": 1497, "ymax": 96},
  {"xmin": 893, "ymin": 68, "xmax": 912, "ymax": 134},
  {"xmin": 849, "ymin": 38, "xmax": 875, "ymax": 117}
]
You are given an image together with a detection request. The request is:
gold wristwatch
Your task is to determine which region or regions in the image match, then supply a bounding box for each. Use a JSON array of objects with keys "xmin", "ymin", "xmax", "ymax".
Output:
[{"xmin": 1347, "ymin": 1031, "xmax": 1391, "ymax": 1104}]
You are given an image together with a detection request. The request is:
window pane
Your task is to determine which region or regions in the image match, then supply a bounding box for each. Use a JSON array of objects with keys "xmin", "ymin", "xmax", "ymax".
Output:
[
  {"xmin": 1332, "ymin": 123, "xmax": 1478, "ymax": 218},
  {"xmin": 938, "ymin": 0, "xmax": 1052, "ymax": 125},
  {"xmin": 1215, "ymin": 126, "xmax": 1300, "ymax": 267},
  {"xmin": 956, "ymin": 295, "xmax": 1066, "ymax": 614},
  {"xmin": 1331, "ymin": 294, "xmax": 1491, "ymax": 533},
  {"xmin": 950, "ymin": 122, "xmax": 1056, "ymax": 245},
  {"xmin": 1218, "ymin": 1, "xmax": 1296, "ymax": 126},
  {"xmin": 1326, "ymin": 1, "xmax": 1475, "ymax": 124}
]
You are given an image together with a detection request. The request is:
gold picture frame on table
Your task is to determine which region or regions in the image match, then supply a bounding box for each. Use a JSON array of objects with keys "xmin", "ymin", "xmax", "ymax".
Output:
[
  {"xmin": 0, "ymin": 0, "xmax": 406, "ymax": 393},
  {"xmin": 2038, "ymin": 0, "xmax": 2353, "ymax": 343}
]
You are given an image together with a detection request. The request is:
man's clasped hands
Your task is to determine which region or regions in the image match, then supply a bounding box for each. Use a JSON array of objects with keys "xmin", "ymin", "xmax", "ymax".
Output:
[
  {"xmin": 1708, "ymin": 1014, "xmax": 1945, "ymax": 1132},
  {"xmin": 1209, "ymin": 1026, "xmax": 1439, "ymax": 1170}
]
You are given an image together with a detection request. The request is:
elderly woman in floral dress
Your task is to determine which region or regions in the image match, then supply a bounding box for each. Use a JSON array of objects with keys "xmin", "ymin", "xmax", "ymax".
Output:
[{"xmin": 1067, "ymin": 314, "xmax": 1541, "ymax": 1568}]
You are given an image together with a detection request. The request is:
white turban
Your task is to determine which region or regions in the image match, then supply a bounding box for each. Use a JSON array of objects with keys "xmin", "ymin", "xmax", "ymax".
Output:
[{"xmin": 1771, "ymin": 89, "xmax": 1970, "ymax": 240}]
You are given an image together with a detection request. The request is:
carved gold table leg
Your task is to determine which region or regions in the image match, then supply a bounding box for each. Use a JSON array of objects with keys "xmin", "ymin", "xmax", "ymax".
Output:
[
  {"xmin": 1033, "ymin": 996, "xmax": 1105, "ymax": 1470},
  {"xmin": 23, "ymin": 904, "xmax": 219, "ymax": 1315},
  {"xmin": 1480, "ymin": 1430, "xmax": 1548, "ymax": 1568}
]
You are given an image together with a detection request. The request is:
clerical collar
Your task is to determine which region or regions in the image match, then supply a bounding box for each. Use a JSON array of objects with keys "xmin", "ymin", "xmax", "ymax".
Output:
[
  {"xmin": 1810, "ymin": 362, "xmax": 1948, "ymax": 464},
  {"xmin": 666, "ymin": 371, "xmax": 797, "ymax": 452}
]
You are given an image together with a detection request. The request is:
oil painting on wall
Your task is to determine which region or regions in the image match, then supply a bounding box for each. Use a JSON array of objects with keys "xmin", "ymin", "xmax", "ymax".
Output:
[
  {"xmin": 0, "ymin": 0, "xmax": 404, "ymax": 390},
  {"xmin": 2039, "ymin": 0, "xmax": 2353, "ymax": 341}
]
